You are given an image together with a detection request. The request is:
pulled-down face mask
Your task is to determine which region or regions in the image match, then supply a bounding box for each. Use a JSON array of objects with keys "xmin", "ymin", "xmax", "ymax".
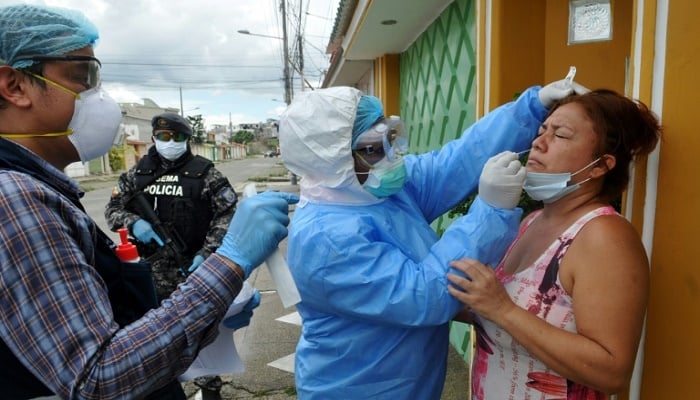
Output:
[{"xmin": 523, "ymin": 157, "xmax": 600, "ymax": 203}]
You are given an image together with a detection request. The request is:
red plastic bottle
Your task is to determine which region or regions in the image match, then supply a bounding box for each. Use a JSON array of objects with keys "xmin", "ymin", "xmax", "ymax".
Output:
[{"xmin": 115, "ymin": 227, "xmax": 140, "ymax": 262}]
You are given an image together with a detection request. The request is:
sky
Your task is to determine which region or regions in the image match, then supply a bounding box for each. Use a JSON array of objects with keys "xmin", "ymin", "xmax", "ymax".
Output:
[{"xmin": 11, "ymin": 0, "xmax": 341, "ymax": 129}]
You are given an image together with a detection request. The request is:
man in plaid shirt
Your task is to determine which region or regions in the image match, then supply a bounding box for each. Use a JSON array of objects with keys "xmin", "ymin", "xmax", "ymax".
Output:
[{"xmin": 0, "ymin": 4, "xmax": 297, "ymax": 399}]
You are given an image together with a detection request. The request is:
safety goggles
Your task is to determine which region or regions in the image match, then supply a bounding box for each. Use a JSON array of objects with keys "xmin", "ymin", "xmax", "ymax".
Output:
[
  {"xmin": 14, "ymin": 54, "xmax": 102, "ymax": 90},
  {"xmin": 353, "ymin": 117, "xmax": 408, "ymax": 164},
  {"xmin": 154, "ymin": 130, "xmax": 189, "ymax": 142}
]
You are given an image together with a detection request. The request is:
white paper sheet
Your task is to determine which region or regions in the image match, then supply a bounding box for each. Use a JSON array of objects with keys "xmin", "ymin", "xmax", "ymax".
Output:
[{"xmin": 179, "ymin": 282, "xmax": 255, "ymax": 381}]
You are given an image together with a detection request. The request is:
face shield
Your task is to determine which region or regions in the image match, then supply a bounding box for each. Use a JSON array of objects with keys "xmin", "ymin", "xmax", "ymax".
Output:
[{"xmin": 352, "ymin": 116, "xmax": 408, "ymax": 166}]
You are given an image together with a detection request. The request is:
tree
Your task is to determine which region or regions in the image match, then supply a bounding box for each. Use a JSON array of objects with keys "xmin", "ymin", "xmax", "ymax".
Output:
[
  {"xmin": 186, "ymin": 114, "xmax": 206, "ymax": 144},
  {"xmin": 232, "ymin": 130, "xmax": 254, "ymax": 144},
  {"xmin": 107, "ymin": 146, "xmax": 125, "ymax": 172}
]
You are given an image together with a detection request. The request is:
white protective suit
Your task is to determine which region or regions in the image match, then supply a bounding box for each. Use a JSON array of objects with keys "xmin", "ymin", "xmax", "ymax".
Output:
[{"xmin": 279, "ymin": 86, "xmax": 547, "ymax": 399}]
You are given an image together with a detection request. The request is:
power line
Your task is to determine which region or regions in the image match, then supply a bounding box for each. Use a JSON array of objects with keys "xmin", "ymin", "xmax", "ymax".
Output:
[{"xmin": 103, "ymin": 61, "xmax": 281, "ymax": 69}]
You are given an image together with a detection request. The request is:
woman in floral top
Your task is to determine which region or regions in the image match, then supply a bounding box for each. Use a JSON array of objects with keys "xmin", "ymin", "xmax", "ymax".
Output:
[{"xmin": 447, "ymin": 89, "xmax": 661, "ymax": 399}]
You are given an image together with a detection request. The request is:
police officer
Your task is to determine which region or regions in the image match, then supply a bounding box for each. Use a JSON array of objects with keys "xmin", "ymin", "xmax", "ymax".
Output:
[
  {"xmin": 105, "ymin": 112, "xmax": 238, "ymax": 299},
  {"xmin": 106, "ymin": 112, "xmax": 242, "ymax": 398}
]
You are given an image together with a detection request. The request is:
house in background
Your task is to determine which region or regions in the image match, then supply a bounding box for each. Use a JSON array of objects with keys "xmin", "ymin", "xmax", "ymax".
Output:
[
  {"xmin": 257, "ymin": 119, "xmax": 280, "ymax": 140},
  {"xmin": 323, "ymin": 0, "xmax": 699, "ymax": 398},
  {"xmin": 208, "ymin": 124, "xmax": 231, "ymax": 144},
  {"xmin": 120, "ymin": 98, "xmax": 180, "ymax": 143}
]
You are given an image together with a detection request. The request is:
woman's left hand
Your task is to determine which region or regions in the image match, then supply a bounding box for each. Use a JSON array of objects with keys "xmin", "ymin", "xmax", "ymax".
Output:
[{"xmin": 447, "ymin": 258, "xmax": 514, "ymax": 323}]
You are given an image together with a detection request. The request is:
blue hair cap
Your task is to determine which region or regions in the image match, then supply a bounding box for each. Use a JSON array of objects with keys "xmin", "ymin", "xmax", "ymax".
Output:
[
  {"xmin": 352, "ymin": 95, "xmax": 384, "ymax": 149},
  {"xmin": 0, "ymin": 4, "xmax": 99, "ymax": 69}
]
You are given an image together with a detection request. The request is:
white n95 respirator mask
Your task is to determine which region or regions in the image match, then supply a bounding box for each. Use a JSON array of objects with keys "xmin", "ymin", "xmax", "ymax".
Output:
[{"xmin": 67, "ymin": 86, "xmax": 123, "ymax": 162}]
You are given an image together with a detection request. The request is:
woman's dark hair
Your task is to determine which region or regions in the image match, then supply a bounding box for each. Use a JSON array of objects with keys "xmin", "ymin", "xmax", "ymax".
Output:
[{"xmin": 550, "ymin": 89, "xmax": 662, "ymax": 200}]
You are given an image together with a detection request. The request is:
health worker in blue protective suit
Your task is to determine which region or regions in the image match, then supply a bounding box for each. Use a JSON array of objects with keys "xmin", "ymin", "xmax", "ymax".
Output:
[{"xmin": 278, "ymin": 78, "xmax": 585, "ymax": 399}]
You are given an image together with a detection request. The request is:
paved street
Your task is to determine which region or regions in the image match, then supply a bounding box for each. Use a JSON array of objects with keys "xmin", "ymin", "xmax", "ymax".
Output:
[{"xmin": 80, "ymin": 156, "xmax": 469, "ymax": 399}]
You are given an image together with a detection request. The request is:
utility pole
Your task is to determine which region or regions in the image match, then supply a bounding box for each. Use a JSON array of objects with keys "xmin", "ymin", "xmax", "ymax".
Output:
[
  {"xmin": 298, "ymin": 0, "xmax": 304, "ymax": 93},
  {"xmin": 281, "ymin": 0, "xmax": 297, "ymax": 185},
  {"xmin": 281, "ymin": 0, "xmax": 292, "ymax": 105},
  {"xmin": 179, "ymin": 86, "xmax": 184, "ymax": 116}
]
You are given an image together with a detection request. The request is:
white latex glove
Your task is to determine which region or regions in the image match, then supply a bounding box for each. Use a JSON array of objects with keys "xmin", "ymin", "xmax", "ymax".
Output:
[
  {"xmin": 478, "ymin": 151, "xmax": 526, "ymax": 209},
  {"xmin": 538, "ymin": 77, "xmax": 590, "ymax": 108}
]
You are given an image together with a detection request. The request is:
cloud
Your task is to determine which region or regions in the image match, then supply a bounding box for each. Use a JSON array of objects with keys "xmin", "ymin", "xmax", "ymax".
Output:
[{"xmin": 17, "ymin": 0, "xmax": 338, "ymax": 128}]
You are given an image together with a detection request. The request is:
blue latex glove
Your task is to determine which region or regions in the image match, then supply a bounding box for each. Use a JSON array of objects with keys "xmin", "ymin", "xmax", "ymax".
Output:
[
  {"xmin": 131, "ymin": 219, "xmax": 164, "ymax": 246},
  {"xmin": 215, "ymin": 191, "xmax": 299, "ymax": 278},
  {"xmin": 223, "ymin": 290, "xmax": 261, "ymax": 330},
  {"xmin": 187, "ymin": 254, "xmax": 206, "ymax": 273}
]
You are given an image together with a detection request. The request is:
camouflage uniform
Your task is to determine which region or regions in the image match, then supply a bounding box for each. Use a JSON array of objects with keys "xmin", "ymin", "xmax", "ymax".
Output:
[{"xmin": 105, "ymin": 146, "xmax": 237, "ymax": 301}]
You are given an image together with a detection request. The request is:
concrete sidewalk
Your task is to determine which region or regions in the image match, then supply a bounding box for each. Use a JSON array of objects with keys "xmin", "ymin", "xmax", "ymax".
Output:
[{"xmin": 182, "ymin": 180, "xmax": 469, "ymax": 399}]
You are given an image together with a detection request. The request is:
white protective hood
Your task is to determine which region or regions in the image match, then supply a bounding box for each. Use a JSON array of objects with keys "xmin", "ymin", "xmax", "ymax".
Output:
[{"xmin": 279, "ymin": 87, "xmax": 382, "ymax": 207}]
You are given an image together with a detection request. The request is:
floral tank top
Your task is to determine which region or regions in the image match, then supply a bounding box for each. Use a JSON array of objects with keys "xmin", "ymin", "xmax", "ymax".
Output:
[{"xmin": 471, "ymin": 206, "xmax": 618, "ymax": 400}]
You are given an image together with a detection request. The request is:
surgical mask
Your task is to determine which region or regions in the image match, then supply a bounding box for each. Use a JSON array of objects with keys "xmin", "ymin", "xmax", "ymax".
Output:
[
  {"xmin": 523, "ymin": 157, "xmax": 600, "ymax": 203},
  {"xmin": 155, "ymin": 139, "xmax": 188, "ymax": 161},
  {"xmin": 361, "ymin": 155, "xmax": 407, "ymax": 198},
  {"xmin": 2, "ymin": 73, "xmax": 122, "ymax": 162}
]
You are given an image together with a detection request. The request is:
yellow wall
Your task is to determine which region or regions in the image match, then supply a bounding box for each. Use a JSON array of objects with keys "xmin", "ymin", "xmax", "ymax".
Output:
[
  {"xmin": 374, "ymin": 54, "xmax": 401, "ymax": 116},
  {"xmin": 641, "ymin": 2, "xmax": 700, "ymax": 397},
  {"xmin": 475, "ymin": 0, "xmax": 700, "ymax": 396},
  {"xmin": 543, "ymin": 0, "xmax": 633, "ymax": 92},
  {"xmin": 543, "ymin": 0, "xmax": 645, "ymax": 242},
  {"xmin": 488, "ymin": 1, "xmax": 695, "ymax": 398},
  {"xmin": 489, "ymin": 0, "xmax": 633, "ymax": 106},
  {"xmin": 489, "ymin": 0, "xmax": 545, "ymax": 107},
  {"xmin": 491, "ymin": 0, "xmax": 700, "ymax": 397}
]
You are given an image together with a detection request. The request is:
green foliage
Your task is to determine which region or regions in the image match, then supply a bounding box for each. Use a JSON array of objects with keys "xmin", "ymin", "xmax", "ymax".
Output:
[
  {"xmin": 232, "ymin": 130, "xmax": 255, "ymax": 144},
  {"xmin": 186, "ymin": 114, "xmax": 206, "ymax": 144},
  {"xmin": 108, "ymin": 147, "xmax": 125, "ymax": 172}
]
